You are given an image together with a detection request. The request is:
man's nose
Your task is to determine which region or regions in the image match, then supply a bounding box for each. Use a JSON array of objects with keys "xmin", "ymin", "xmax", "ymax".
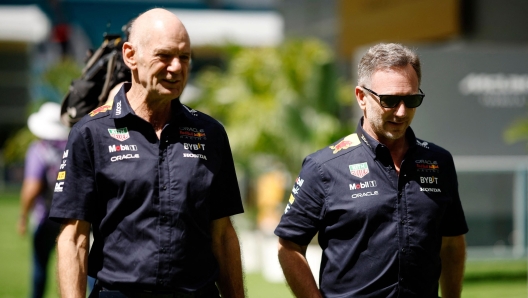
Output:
[
  {"xmin": 168, "ymin": 57, "xmax": 182, "ymax": 72},
  {"xmin": 393, "ymin": 100, "xmax": 408, "ymax": 116}
]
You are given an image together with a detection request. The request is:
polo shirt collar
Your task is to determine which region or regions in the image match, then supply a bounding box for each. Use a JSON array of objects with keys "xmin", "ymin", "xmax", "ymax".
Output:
[
  {"xmin": 110, "ymin": 83, "xmax": 133, "ymax": 119},
  {"xmin": 110, "ymin": 83, "xmax": 185, "ymax": 120}
]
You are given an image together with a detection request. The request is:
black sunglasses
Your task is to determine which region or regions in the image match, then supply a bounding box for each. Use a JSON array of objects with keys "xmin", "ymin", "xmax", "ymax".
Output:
[{"xmin": 362, "ymin": 86, "xmax": 425, "ymax": 108}]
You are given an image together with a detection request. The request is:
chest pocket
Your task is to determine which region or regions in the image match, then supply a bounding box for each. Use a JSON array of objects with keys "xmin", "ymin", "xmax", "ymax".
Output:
[
  {"xmin": 170, "ymin": 140, "xmax": 221, "ymax": 201},
  {"xmin": 409, "ymin": 169, "xmax": 452, "ymax": 221}
]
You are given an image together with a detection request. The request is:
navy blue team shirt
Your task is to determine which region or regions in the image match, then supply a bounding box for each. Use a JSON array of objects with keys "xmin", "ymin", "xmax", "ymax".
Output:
[
  {"xmin": 275, "ymin": 118, "xmax": 468, "ymax": 298},
  {"xmin": 50, "ymin": 83, "xmax": 244, "ymax": 292}
]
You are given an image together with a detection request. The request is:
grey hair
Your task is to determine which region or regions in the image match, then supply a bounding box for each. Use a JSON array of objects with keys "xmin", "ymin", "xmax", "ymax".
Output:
[
  {"xmin": 357, "ymin": 43, "xmax": 421, "ymax": 87},
  {"xmin": 127, "ymin": 15, "xmax": 148, "ymax": 56}
]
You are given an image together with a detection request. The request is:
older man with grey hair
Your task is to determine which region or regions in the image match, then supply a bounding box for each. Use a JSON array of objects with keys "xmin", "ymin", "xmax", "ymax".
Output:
[{"xmin": 50, "ymin": 8, "xmax": 245, "ymax": 298}]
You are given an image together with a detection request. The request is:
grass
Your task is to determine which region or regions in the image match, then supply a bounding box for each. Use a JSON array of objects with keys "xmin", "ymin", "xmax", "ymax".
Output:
[
  {"xmin": 246, "ymin": 269, "xmax": 527, "ymax": 298},
  {"xmin": 0, "ymin": 189, "xmax": 59, "ymax": 298},
  {"xmin": 0, "ymin": 188, "xmax": 526, "ymax": 298}
]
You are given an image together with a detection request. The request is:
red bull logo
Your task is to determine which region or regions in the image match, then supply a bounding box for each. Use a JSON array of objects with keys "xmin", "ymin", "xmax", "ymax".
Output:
[
  {"xmin": 179, "ymin": 127, "xmax": 206, "ymax": 140},
  {"xmin": 89, "ymin": 105, "xmax": 112, "ymax": 117},
  {"xmin": 329, "ymin": 133, "xmax": 360, "ymax": 154},
  {"xmin": 416, "ymin": 163, "xmax": 440, "ymax": 172}
]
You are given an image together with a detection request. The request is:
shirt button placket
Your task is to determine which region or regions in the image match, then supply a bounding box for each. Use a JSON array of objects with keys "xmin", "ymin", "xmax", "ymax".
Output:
[{"xmin": 158, "ymin": 140, "xmax": 170, "ymax": 283}]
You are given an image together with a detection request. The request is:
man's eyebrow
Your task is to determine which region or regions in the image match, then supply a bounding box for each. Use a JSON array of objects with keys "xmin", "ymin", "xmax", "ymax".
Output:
[
  {"xmin": 153, "ymin": 48, "xmax": 170, "ymax": 54},
  {"xmin": 152, "ymin": 48, "xmax": 191, "ymax": 56}
]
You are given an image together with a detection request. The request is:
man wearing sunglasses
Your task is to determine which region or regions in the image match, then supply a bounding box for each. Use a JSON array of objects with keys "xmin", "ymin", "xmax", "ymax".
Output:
[{"xmin": 275, "ymin": 43, "xmax": 468, "ymax": 298}]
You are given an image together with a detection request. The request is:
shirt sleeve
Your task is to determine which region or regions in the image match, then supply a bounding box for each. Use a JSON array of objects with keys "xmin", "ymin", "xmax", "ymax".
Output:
[
  {"xmin": 49, "ymin": 125, "xmax": 97, "ymax": 223},
  {"xmin": 209, "ymin": 128, "xmax": 244, "ymax": 220},
  {"xmin": 24, "ymin": 142, "xmax": 46, "ymax": 180},
  {"xmin": 440, "ymin": 155, "xmax": 469, "ymax": 236},
  {"xmin": 274, "ymin": 156, "xmax": 326, "ymax": 246}
]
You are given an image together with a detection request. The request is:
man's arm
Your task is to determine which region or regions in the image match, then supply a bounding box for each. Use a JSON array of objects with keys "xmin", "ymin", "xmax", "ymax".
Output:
[
  {"xmin": 439, "ymin": 235, "xmax": 466, "ymax": 298},
  {"xmin": 211, "ymin": 216, "xmax": 245, "ymax": 298},
  {"xmin": 57, "ymin": 219, "xmax": 91, "ymax": 298},
  {"xmin": 278, "ymin": 237, "xmax": 322, "ymax": 298},
  {"xmin": 17, "ymin": 178, "xmax": 43, "ymax": 235}
]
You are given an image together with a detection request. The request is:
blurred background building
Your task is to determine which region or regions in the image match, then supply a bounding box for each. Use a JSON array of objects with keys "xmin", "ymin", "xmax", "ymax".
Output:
[{"xmin": 1, "ymin": 0, "xmax": 528, "ymax": 280}]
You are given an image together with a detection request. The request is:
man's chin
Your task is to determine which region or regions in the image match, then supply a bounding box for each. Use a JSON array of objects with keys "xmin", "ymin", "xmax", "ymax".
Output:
[
  {"xmin": 385, "ymin": 132, "xmax": 406, "ymax": 141},
  {"xmin": 158, "ymin": 87, "xmax": 182, "ymax": 99}
]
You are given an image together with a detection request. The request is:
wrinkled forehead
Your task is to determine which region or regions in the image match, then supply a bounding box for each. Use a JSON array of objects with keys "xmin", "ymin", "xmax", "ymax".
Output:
[{"xmin": 133, "ymin": 25, "xmax": 191, "ymax": 57}]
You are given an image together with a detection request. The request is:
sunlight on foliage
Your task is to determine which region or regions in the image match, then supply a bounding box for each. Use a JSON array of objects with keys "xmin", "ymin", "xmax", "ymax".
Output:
[
  {"xmin": 2, "ymin": 127, "xmax": 37, "ymax": 165},
  {"xmin": 2, "ymin": 59, "xmax": 80, "ymax": 164},
  {"xmin": 42, "ymin": 58, "xmax": 82, "ymax": 95},
  {"xmin": 504, "ymin": 116, "xmax": 528, "ymax": 150},
  {"xmin": 192, "ymin": 39, "xmax": 353, "ymax": 177}
]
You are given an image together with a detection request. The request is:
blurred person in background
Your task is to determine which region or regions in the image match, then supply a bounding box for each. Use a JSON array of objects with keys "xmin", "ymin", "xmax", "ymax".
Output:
[
  {"xmin": 18, "ymin": 102, "xmax": 69, "ymax": 298},
  {"xmin": 49, "ymin": 8, "xmax": 244, "ymax": 298},
  {"xmin": 275, "ymin": 43, "xmax": 468, "ymax": 298}
]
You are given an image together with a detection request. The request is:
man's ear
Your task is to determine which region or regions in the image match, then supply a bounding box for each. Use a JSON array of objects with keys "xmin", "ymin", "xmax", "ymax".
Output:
[
  {"xmin": 122, "ymin": 42, "xmax": 137, "ymax": 70},
  {"xmin": 355, "ymin": 86, "xmax": 367, "ymax": 111}
]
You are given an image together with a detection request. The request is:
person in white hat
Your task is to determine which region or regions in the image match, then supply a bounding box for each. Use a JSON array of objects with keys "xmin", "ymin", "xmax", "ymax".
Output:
[{"xmin": 17, "ymin": 102, "xmax": 69, "ymax": 298}]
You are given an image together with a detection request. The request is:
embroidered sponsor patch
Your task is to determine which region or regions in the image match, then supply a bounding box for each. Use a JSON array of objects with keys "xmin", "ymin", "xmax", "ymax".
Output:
[
  {"xmin": 360, "ymin": 134, "xmax": 373, "ymax": 150},
  {"xmin": 183, "ymin": 105, "xmax": 199, "ymax": 116},
  {"xmin": 295, "ymin": 177, "xmax": 304, "ymax": 187},
  {"xmin": 420, "ymin": 176, "xmax": 439, "ymax": 184},
  {"xmin": 89, "ymin": 105, "xmax": 112, "ymax": 117},
  {"xmin": 288, "ymin": 194, "xmax": 295, "ymax": 204},
  {"xmin": 115, "ymin": 101, "xmax": 122, "ymax": 116},
  {"xmin": 291, "ymin": 176, "xmax": 304, "ymax": 195},
  {"xmin": 183, "ymin": 153, "xmax": 207, "ymax": 160},
  {"xmin": 108, "ymin": 127, "xmax": 130, "ymax": 141},
  {"xmin": 349, "ymin": 162, "xmax": 369, "ymax": 178},
  {"xmin": 109, "ymin": 144, "xmax": 138, "ymax": 152},
  {"xmin": 351, "ymin": 191, "xmax": 378, "ymax": 199},
  {"xmin": 416, "ymin": 140, "xmax": 429, "ymax": 149},
  {"xmin": 349, "ymin": 180, "xmax": 376, "ymax": 190},
  {"xmin": 292, "ymin": 185, "xmax": 300, "ymax": 195},
  {"xmin": 184, "ymin": 143, "xmax": 206, "ymax": 151},
  {"xmin": 54, "ymin": 182, "xmax": 64, "ymax": 192},
  {"xmin": 110, "ymin": 154, "xmax": 139, "ymax": 162},
  {"xmin": 179, "ymin": 127, "xmax": 206, "ymax": 140},
  {"xmin": 415, "ymin": 159, "xmax": 440, "ymax": 172},
  {"xmin": 329, "ymin": 134, "xmax": 360, "ymax": 154},
  {"xmin": 420, "ymin": 187, "xmax": 441, "ymax": 192},
  {"xmin": 284, "ymin": 195, "xmax": 296, "ymax": 214},
  {"xmin": 57, "ymin": 171, "xmax": 66, "ymax": 180}
]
